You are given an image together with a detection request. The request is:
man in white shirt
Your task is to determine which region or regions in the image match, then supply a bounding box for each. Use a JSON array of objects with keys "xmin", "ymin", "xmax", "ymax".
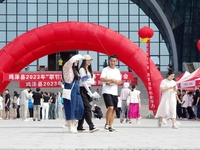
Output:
[
  {"xmin": 20, "ymin": 86, "xmax": 31, "ymax": 121},
  {"xmin": 100, "ymin": 54, "xmax": 122, "ymax": 132}
]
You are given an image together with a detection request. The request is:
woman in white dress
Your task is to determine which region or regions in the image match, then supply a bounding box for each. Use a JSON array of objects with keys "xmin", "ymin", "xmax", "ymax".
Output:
[{"xmin": 155, "ymin": 72, "xmax": 178, "ymax": 129}]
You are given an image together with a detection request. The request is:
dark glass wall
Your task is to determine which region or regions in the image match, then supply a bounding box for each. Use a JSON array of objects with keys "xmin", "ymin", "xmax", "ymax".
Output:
[{"xmin": 157, "ymin": 0, "xmax": 200, "ymax": 71}]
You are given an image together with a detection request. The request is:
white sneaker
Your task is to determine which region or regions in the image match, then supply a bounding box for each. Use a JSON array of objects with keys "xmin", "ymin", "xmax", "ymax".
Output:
[
  {"xmin": 23, "ymin": 119, "xmax": 29, "ymax": 122},
  {"xmin": 175, "ymin": 121, "xmax": 181, "ymax": 125},
  {"xmin": 62, "ymin": 120, "xmax": 77, "ymax": 128},
  {"xmin": 104, "ymin": 124, "xmax": 109, "ymax": 130},
  {"xmin": 62, "ymin": 124, "xmax": 68, "ymax": 128},
  {"xmin": 172, "ymin": 125, "xmax": 178, "ymax": 129},
  {"xmin": 162, "ymin": 118, "xmax": 167, "ymax": 125},
  {"xmin": 68, "ymin": 127, "xmax": 78, "ymax": 133},
  {"xmin": 0, "ymin": 117, "xmax": 2, "ymax": 120}
]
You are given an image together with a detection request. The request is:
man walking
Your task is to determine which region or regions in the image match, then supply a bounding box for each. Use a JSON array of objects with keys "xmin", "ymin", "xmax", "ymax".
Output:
[
  {"xmin": 100, "ymin": 54, "xmax": 122, "ymax": 132},
  {"xmin": 32, "ymin": 87, "xmax": 43, "ymax": 121},
  {"xmin": 20, "ymin": 86, "xmax": 31, "ymax": 121}
]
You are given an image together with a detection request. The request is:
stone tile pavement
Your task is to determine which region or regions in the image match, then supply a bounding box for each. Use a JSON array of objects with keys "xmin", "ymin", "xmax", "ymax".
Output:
[{"xmin": 0, "ymin": 118, "xmax": 199, "ymax": 150}]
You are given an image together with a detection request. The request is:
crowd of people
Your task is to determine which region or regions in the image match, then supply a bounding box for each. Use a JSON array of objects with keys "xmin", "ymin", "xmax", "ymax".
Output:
[
  {"xmin": 176, "ymin": 89, "xmax": 200, "ymax": 120},
  {"xmin": 0, "ymin": 54, "xmax": 120, "ymax": 134},
  {"xmin": 1, "ymin": 54, "xmax": 199, "ymax": 133},
  {"xmin": 0, "ymin": 87, "xmax": 65, "ymax": 121}
]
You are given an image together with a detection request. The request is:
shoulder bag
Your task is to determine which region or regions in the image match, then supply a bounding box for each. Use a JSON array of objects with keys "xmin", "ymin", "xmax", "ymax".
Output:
[{"xmin": 62, "ymin": 82, "xmax": 75, "ymax": 100}]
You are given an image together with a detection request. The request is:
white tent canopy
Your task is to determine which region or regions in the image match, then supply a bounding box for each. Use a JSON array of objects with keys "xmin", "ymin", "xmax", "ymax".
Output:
[
  {"xmin": 176, "ymin": 68, "xmax": 200, "ymax": 84},
  {"xmin": 176, "ymin": 71, "xmax": 190, "ymax": 83}
]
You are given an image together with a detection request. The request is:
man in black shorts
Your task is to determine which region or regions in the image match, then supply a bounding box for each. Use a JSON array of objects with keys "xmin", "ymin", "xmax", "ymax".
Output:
[
  {"xmin": 4, "ymin": 89, "xmax": 10, "ymax": 119},
  {"xmin": 100, "ymin": 54, "xmax": 122, "ymax": 132}
]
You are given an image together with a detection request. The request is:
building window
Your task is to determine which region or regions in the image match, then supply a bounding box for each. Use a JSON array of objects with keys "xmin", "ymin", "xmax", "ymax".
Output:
[{"xmin": 0, "ymin": 1, "xmax": 170, "ymax": 71}]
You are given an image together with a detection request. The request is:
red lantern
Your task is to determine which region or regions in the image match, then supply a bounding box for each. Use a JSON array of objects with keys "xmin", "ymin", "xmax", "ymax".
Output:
[
  {"xmin": 197, "ymin": 40, "xmax": 200, "ymax": 51},
  {"xmin": 138, "ymin": 26, "xmax": 154, "ymax": 42}
]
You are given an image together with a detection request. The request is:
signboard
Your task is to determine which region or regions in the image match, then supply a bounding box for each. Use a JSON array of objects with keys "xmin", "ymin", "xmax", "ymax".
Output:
[
  {"xmin": 4, "ymin": 72, "xmax": 137, "ymax": 88},
  {"xmin": 181, "ymin": 80, "xmax": 195, "ymax": 88}
]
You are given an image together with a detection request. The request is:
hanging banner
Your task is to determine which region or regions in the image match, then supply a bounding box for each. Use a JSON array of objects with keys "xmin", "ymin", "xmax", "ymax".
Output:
[
  {"xmin": 3, "ymin": 72, "xmax": 62, "ymax": 81},
  {"xmin": 4, "ymin": 72, "xmax": 136, "ymax": 88},
  {"xmin": 146, "ymin": 40, "xmax": 155, "ymax": 110}
]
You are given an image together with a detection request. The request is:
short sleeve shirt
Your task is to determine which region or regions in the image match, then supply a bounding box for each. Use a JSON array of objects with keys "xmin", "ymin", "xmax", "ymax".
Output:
[
  {"xmin": 43, "ymin": 96, "xmax": 50, "ymax": 103},
  {"xmin": 100, "ymin": 66, "xmax": 121, "ymax": 96},
  {"xmin": 32, "ymin": 92, "xmax": 42, "ymax": 105},
  {"xmin": 182, "ymin": 94, "xmax": 188, "ymax": 108},
  {"xmin": 20, "ymin": 89, "xmax": 28, "ymax": 105},
  {"xmin": 130, "ymin": 90, "xmax": 141, "ymax": 103},
  {"xmin": 5, "ymin": 93, "xmax": 10, "ymax": 106}
]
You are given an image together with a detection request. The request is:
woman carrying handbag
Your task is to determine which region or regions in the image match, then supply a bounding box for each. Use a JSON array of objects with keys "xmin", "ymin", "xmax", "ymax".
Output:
[{"xmin": 62, "ymin": 54, "xmax": 84, "ymax": 133}]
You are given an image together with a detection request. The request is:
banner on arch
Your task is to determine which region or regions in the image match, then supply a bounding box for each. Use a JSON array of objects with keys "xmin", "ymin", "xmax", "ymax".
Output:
[{"xmin": 4, "ymin": 71, "xmax": 137, "ymax": 88}]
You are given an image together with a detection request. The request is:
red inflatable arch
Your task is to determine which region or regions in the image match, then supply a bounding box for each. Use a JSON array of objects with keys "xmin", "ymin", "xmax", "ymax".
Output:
[{"xmin": 0, "ymin": 21, "xmax": 163, "ymax": 110}]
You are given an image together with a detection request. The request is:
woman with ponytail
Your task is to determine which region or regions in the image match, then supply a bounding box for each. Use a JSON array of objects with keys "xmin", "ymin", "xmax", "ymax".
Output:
[{"xmin": 127, "ymin": 84, "xmax": 141, "ymax": 124}]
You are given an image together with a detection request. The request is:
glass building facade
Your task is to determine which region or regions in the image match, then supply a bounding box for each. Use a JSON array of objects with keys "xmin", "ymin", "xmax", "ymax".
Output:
[
  {"xmin": 0, "ymin": 0, "xmax": 171, "ymax": 71},
  {"xmin": 133, "ymin": 0, "xmax": 200, "ymax": 71},
  {"xmin": 165, "ymin": 0, "xmax": 200, "ymax": 71}
]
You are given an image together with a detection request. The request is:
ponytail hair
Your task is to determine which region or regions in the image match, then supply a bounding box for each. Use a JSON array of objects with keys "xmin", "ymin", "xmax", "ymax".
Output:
[{"xmin": 131, "ymin": 84, "xmax": 136, "ymax": 91}]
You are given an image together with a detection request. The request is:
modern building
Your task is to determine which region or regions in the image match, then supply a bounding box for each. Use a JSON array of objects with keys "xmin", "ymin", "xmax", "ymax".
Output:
[{"xmin": 0, "ymin": 0, "xmax": 199, "ymax": 72}]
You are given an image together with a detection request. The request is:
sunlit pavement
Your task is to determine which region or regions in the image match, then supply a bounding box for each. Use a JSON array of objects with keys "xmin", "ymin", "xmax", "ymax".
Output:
[{"xmin": 0, "ymin": 118, "xmax": 199, "ymax": 150}]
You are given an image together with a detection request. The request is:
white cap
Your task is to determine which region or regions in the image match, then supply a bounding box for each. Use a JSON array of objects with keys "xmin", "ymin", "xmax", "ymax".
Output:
[
  {"xmin": 83, "ymin": 54, "xmax": 93, "ymax": 60},
  {"xmin": 94, "ymin": 104, "xmax": 97, "ymax": 107}
]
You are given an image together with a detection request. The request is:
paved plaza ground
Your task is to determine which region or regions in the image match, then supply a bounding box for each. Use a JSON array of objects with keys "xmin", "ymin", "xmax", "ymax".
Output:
[{"xmin": 0, "ymin": 118, "xmax": 199, "ymax": 150}]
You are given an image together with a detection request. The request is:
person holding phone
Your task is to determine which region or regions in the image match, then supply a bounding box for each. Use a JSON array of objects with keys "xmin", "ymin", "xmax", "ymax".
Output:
[{"xmin": 155, "ymin": 71, "xmax": 178, "ymax": 129}]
